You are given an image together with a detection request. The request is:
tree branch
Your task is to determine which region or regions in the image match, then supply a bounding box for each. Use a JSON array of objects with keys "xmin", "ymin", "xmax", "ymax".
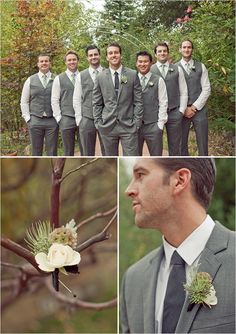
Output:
[
  {"xmin": 45, "ymin": 277, "xmax": 117, "ymax": 310},
  {"xmin": 77, "ymin": 206, "xmax": 117, "ymax": 230},
  {"xmin": 60, "ymin": 158, "xmax": 99, "ymax": 183}
]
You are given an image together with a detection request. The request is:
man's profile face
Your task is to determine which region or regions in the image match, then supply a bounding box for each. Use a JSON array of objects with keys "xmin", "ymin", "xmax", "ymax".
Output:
[
  {"xmin": 155, "ymin": 46, "xmax": 169, "ymax": 63},
  {"xmin": 180, "ymin": 41, "xmax": 193, "ymax": 59},
  {"xmin": 87, "ymin": 48, "xmax": 101, "ymax": 67},
  {"xmin": 106, "ymin": 46, "xmax": 122, "ymax": 68},
  {"xmin": 65, "ymin": 53, "xmax": 79, "ymax": 72},
  {"xmin": 136, "ymin": 55, "xmax": 152, "ymax": 75},
  {"xmin": 125, "ymin": 159, "xmax": 173, "ymax": 229},
  {"xmin": 37, "ymin": 56, "xmax": 51, "ymax": 73}
]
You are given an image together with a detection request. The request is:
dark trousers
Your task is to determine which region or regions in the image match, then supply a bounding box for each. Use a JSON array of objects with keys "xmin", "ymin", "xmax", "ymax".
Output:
[
  {"xmin": 79, "ymin": 117, "xmax": 105, "ymax": 156},
  {"xmin": 138, "ymin": 122, "xmax": 163, "ymax": 156},
  {"xmin": 181, "ymin": 107, "xmax": 208, "ymax": 156},
  {"xmin": 165, "ymin": 108, "xmax": 183, "ymax": 156},
  {"xmin": 28, "ymin": 116, "xmax": 58, "ymax": 156}
]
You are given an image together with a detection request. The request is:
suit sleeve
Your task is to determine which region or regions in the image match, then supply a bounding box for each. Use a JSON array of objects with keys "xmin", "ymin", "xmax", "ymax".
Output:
[
  {"xmin": 93, "ymin": 77, "xmax": 104, "ymax": 129},
  {"xmin": 133, "ymin": 73, "xmax": 143, "ymax": 129},
  {"xmin": 120, "ymin": 272, "xmax": 130, "ymax": 333}
]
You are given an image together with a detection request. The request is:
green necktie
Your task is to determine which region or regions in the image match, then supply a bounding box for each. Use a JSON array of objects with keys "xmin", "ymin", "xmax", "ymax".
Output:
[
  {"xmin": 42, "ymin": 74, "xmax": 47, "ymax": 88},
  {"xmin": 140, "ymin": 75, "xmax": 146, "ymax": 90},
  {"xmin": 71, "ymin": 73, "xmax": 76, "ymax": 86},
  {"xmin": 160, "ymin": 64, "xmax": 166, "ymax": 78},
  {"xmin": 186, "ymin": 62, "xmax": 191, "ymax": 75}
]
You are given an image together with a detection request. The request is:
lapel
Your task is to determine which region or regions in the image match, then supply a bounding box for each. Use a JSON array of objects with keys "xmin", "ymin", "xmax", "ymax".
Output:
[
  {"xmin": 143, "ymin": 246, "xmax": 164, "ymax": 333},
  {"xmin": 143, "ymin": 73, "xmax": 157, "ymax": 92},
  {"xmin": 105, "ymin": 68, "xmax": 116, "ymax": 99},
  {"xmin": 118, "ymin": 65, "xmax": 126, "ymax": 100},
  {"xmin": 176, "ymin": 222, "xmax": 230, "ymax": 333}
]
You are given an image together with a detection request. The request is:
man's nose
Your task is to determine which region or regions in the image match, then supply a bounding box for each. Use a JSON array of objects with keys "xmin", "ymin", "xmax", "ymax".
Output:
[{"xmin": 125, "ymin": 181, "xmax": 137, "ymax": 197}]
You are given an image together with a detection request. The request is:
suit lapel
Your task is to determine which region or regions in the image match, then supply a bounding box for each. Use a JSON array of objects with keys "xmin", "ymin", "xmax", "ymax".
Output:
[
  {"xmin": 176, "ymin": 222, "xmax": 229, "ymax": 333},
  {"xmin": 105, "ymin": 69, "xmax": 116, "ymax": 98},
  {"xmin": 143, "ymin": 246, "xmax": 164, "ymax": 333},
  {"xmin": 118, "ymin": 66, "xmax": 126, "ymax": 100}
]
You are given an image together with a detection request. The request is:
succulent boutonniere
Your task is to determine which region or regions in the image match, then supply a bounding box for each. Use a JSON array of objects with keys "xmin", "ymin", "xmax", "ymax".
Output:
[
  {"xmin": 148, "ymin": 81, "xmax": 154, "ymax": 87},
  {"xmin": 168, "ymin": 67, "xmax": 175, "ymax": 73},
  {"xmin": 121, "ymin": 75, "xmax": 128, "ymax": 84},
  {"xmin": 25, "ymin": 219, "xmax": 81, "ymax": 288},
  {"xmin": 184, "ymin": 265, "xmax": 217, "ymax": 311}
]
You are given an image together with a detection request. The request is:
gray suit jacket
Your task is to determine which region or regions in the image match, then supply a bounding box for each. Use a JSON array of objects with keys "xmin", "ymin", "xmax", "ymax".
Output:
[
  {"xmin": 93, "ymin": 66, "xmax": 143, "ymax": 134},
  {"xmin": 120, "ymin": 222, "xmax": 235, "ymax": 333}
]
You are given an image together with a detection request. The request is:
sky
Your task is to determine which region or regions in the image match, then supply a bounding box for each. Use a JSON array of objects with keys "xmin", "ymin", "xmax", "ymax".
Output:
[{"xmin": 80, "ymin": 0, "xmax": 105, "ymax": 11}]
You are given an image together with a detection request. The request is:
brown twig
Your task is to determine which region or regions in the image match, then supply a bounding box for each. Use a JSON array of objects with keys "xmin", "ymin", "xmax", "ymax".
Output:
[
  {"xmin": 77, "ymin": 211, "xmax": 117, "ymax": 252},
  {"xmin": 77, "ymin": 206, "xmax": 117, "ymax": 229},
  {"xmin": 45, "ymin": 277, "xmax": 117, "ymax": 310},
  {"xmin": 60, "ymin": 158, "xmax": 99, "ymax": 183}
]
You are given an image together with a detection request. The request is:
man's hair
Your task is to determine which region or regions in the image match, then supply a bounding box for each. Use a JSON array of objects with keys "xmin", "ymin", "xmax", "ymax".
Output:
[
  {"xmin": 136, "ymin": 51, "xmax": 152, "ymax": 62},
  {"xmin": 154, "ymin": 158, "xmax": 216, "ymax": 210},
  {"xmin": 64, "ymin": 50, "xmax": 79, "ymax": 61},
  {"xmin": 106, "ymin": 42, "xmax": 122, "ymax": 55},
  {"xmin": 86, "ymin": 44, "xmax": 100, "ymax": 56},
  {"xmin": 180, "ymin": 39, "xmax": 194, "ymax": 49},
  {"xmin": 154, "ymin": 42, "xmax": 169, "ymax": 54},
  {"xmin": 38, "ymin": 53, "xmax": 50, "ymax": 61}
]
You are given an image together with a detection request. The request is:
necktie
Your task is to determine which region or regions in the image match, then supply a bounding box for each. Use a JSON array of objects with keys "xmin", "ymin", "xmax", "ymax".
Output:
[
  {"xmin": 160, "ymin": 64, "xmax": 166, "ymax": 78},
  {"xmin": 71, "ymin": 73, "xmax": 76, "ymax": 86},
  {"xmin": 140, "ymin": 75, "xmax": 146, "ymax": 90},
  {"xmin": 42, "ymin": 74, "xmax": 47, "ymax": 88},
  {"xmin": 162, "ymin": 251, "xmax": 186, "ymax": 333},
  {"xmin": 186, "ymin": 62, "xmax": 191, "ymax": 74},
  {"xmin": 114, "ymin": 71, "xmax": 119, "ymax": 98}
]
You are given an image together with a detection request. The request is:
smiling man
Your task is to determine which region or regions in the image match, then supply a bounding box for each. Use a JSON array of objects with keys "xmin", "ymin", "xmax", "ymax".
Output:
[
  {"xmin": 93, "ymin": 42, "xmax": 143, "ymax": 156},
  {"xmin": 136, "ymin": 51, "xmax": 168, "ymax": 156},
  {"xmin": 52, "ymin": 50, "xmax": 80, "ymax": 155},
  {"xmin": 21, "ymin": 54, "xmax": 58, "ymax": 156},
  {"xmin": 73, "ymin": 45, "xmax": 105, "ymax": 156},
  {"xmin": 120, "ymin": 157, "xmax": 235, "ymax": 333}
]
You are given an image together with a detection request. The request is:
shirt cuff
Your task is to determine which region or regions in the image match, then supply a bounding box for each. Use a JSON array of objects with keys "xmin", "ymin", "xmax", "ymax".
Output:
[
  {"xmin": 55, "ymin": 116, "xmax": 61, "ymax": 123},
  {"xmin": 76, "ymin": 116, "xmax": 82, "ymax": 126},
  {"xmin": 24, "ymin": 115, "xmax": 31, "ymax": 123},
  {"xmin": 158, "ymin": 121, "xmax": 164, "ymax": 130}
]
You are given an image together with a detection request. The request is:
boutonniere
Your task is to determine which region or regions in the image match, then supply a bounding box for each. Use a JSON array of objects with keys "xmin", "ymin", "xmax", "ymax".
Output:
[
  {"xmin": 191, "ymin": 65, "xmax": 196, "ymax": 71},
  {"xmin": 121, "ymin": 75, "xmax": 128, "ymax": 84},
  {"xmin": 25, "ymin": 219, "xmax": 81, "ymax": 276},
  {"xmin": 148, "ymin": 81, "xmax": 154, "ymax": 87},
  {"xmin": 168, "ymin": 68, "xmax": 175, "ymax": 73},
  {"xmin": 184, "ymin": 265, "xmax": 217, "ymax": 311}
]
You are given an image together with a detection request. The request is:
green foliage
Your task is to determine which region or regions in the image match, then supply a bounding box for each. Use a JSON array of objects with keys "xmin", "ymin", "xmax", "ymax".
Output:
[{"xmin": 25, "ymin": 220, "xmax": 52, "ymax": 255}]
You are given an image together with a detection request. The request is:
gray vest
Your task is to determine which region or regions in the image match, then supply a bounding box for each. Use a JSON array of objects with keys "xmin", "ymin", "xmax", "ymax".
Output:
[
  {"xmin": 59, "ymin": 72, "xmax": 75, "ymax": 117},
  {"xmin": 176, "ymin": 60, "xmax": 202, "ymax": 105},
  {"xmin": 80, "ymin": 69, "xmax": 94, "ymax": 119},
  {"xmin": 29, "ymin": 73, "xmax": 55, "ymax": 117},
  {"xmin": 150, "ymin": 63, "xmax": 180, "ymax": 110},
  {"xmin": 142, "ymin": 74, "xmax": 160, "ymax": 124}
]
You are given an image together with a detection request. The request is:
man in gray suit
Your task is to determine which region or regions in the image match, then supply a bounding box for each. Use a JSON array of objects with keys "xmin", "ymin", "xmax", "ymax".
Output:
[
  {"xmin": 176, "ymin": 39, "xmax": 211, "ymax": 156},
  {"xmin": 73, "ymin": 45, "xmax": 105, "ymax": 156},
  {"xmin": 52, "ymin": 50, "xmax": 80, "ymax": 156},
  {"xmin": 21, "ymin": 54, "xmax": 58, "ymax": 156},
  {"xmin": 151, "ymin": 42, "xmax": 188, "ymax": 156},
  {"xmin": 121, "ymin": 158, "xmax": 235, "ymax": 333},
  {"xmin": 136, "ymin": 51, "xmax": 168, "ymax": 156},
  {"xmin": 93, "ymin": 42, "xmax": 143, "ymax": 156}
]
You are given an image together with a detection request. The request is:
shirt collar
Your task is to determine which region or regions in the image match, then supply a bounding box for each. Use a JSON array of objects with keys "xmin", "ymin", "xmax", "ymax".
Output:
[
  {"xmin": 110, "ymin": 65, "xmax": 122, "ymax": 76},
  {"xmin": 66, "ymin": 69, "xmax": 79, "ymax": 77},
  {"xmin": 156, "ymin": 61, "xmax": 169, "ymax": 68},
  {"xmin": 38, "ymin": 71, "xmax": 51, "ymax": 78},
  {"xmin": 163, "ymin": 215, "xmax": 215, "ymax": 268},
  {"xmin": 181, "ymin": 58, "xmax": 194, "ymax": 67},
  {"xmin": 138, "ymin": 71, "xmax": 152, "ymax": 81}
]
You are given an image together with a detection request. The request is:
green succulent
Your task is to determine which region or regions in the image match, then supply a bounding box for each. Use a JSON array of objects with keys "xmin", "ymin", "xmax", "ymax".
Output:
[
  {"xmin": 184, "ymin": 271, "xmax": 212, "ymax": 305},
  {"xmin": 25, "ymin": 221, "xmax": 52, "ymax": 255}
]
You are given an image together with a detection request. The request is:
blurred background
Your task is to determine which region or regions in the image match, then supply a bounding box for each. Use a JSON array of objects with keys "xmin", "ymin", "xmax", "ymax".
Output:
[
  {"xmin": 119, "ymin": 157, "xmax": 235, "ymax": 280},
  {"xmin": 1, "ymin": 157, "xmax": 117, "ymax": 333}
]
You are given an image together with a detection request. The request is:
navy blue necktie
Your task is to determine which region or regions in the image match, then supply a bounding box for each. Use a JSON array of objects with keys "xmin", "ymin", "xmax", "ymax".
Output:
[
  {"xmin": 114, "ymin": 71, "xmax": 119, "ymax": 98},
  {"xmin": 162, "ymin": 251, "xmax": 186, "ymax": 333}
]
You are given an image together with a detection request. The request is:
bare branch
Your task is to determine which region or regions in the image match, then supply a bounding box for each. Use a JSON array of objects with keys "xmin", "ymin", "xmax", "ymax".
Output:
[
  {"xmin": 77, "ymin": 211, "xmax": 117, "ymax": 252},
  {"xmin": 45, "ymin": 277, "xmax": 117, "ymax": 310},
  {"xmin": 77, "ymin": 206, "xmax": 117, "ymax": 230},
  {"xmin": 60, "ymin": 158, "xmax": 99, "ymax": 183}
]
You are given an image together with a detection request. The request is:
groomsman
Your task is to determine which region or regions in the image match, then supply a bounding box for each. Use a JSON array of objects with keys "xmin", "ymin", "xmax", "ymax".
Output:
[
  {"xmin": 21, "ymin": 54, "xmax": 58, "ymax": 156},
  {"xmin": 51, "ymin": 50, "xmax": 80, "ymax": 156},
  {"xmin": 73, "ymin": 45, "xmax": 105, "ymax": 156},
  {"xmin": 177, "ymin": 39, "xmax": 211, "ymax": 156},
  {"xmin": 151, "ymin": 42, "xmax": 188, "ymax": 156},
  {"xmin": 93, "ymin": 42, "xmax": 143, "ymax": 156},
  {"xmin": 136, "ymin": 51, "xmax": 168, "ymax": 156}
]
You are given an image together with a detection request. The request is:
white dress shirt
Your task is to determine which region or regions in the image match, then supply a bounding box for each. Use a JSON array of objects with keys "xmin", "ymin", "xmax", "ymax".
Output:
[
  {"xmin": 155, "ymin": 215, "xmax": 215, "ymax": 333},
  {"xmin": 138, "ymin": 71, "xmax": 168, "ymax": 130},
  {"xmin": 20, "ymin": 71, "xmax": 52, "ymax": 122},
  {"xmin": 156, "ymin": 61, "xmax": 188, "ymax": 114},
  {"xmin": 73, "ymin": 66, "xmax": 103, "ymax": 126},
  {"xmin": 180, "ymin": 58, "xmax": 211, "ymax": 110},
  {"xmin": 51, "ymin": 69, "xmax": 79, "ymax": 124},
  {"xmin": 110, "ymin": 65, "xmax": 122, "ymax": 85}
]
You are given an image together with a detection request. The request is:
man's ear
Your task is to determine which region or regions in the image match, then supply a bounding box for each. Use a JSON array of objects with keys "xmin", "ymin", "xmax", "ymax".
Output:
[{"xmin": 172, "ymin": 168, "xmax": 191, "ymax": 195}]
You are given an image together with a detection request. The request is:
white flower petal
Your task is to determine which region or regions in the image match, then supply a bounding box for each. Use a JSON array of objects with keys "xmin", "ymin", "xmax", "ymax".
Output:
[
  {"xmin": 35, "ymin": 252, "xmax": 55, "ymax": 272},
  {"xmin": 67, "ymin": 250, "xmax": 81, "ymax": 266}
]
